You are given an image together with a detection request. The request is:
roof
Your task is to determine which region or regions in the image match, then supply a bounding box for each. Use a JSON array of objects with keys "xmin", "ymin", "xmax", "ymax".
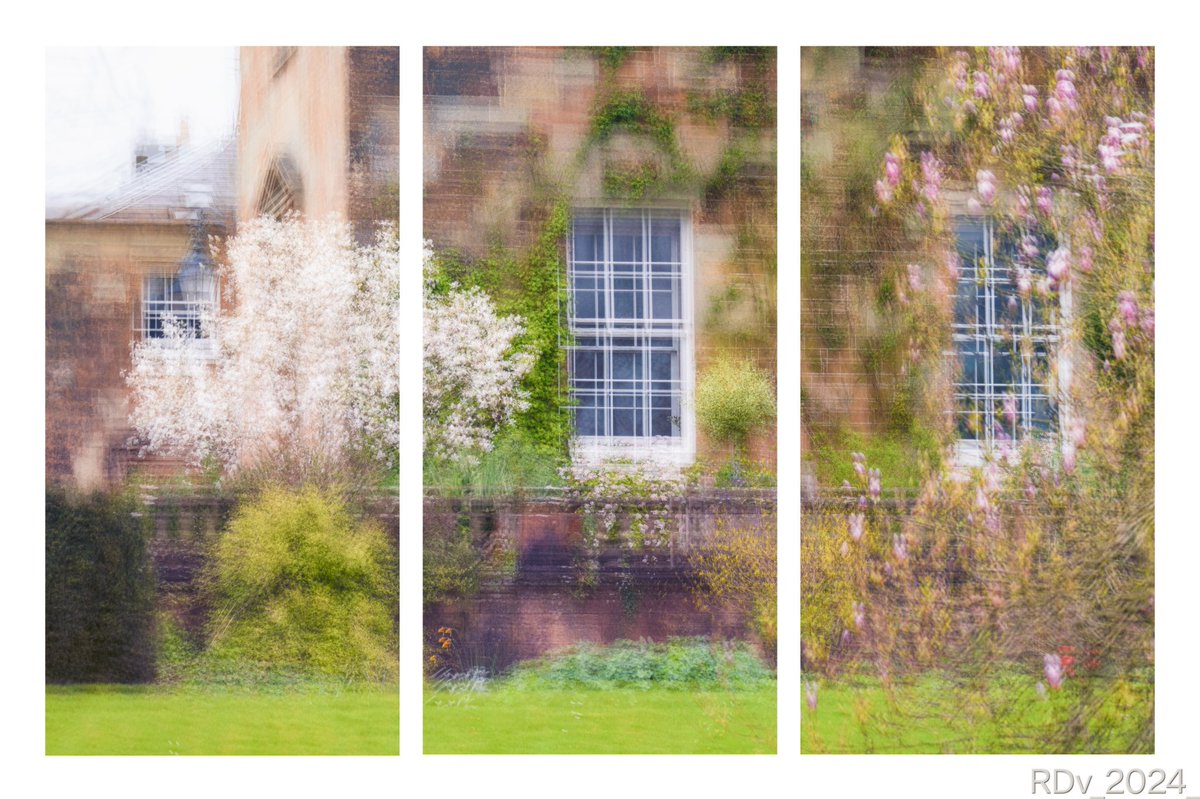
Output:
[{"xmin": 49, "ymin": 137, "xmax": 237, "ymax": 228}]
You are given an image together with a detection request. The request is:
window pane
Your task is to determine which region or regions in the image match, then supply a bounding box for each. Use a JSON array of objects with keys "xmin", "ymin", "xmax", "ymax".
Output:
[
  {"xmin": 650, "ymin": 217, "xmax": 680, "ymax": 262},
  {"xmin": 611, "ymin": 215, "xmax": 642, "ymax": 262},
  {"xmin": 573, "ymin": 215, "xmax": 605, "ymax": 262}
]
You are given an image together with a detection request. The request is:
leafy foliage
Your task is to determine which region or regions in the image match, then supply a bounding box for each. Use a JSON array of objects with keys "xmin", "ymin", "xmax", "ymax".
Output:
[
  {"xmin": 692, "ymin": 513, "xmax": 778, "ymax": 657},
  {"xmin": 506, "ymin": 638, "xmax": 774, "ymax": 691},
  {"xmin": 696, "ymin": 358, "xmax": 777, "ymax": 449},
  {"xmin": 423, "ymin": 243, "xmax": 533, "ymax": 465},
  {"xmin": 204, "ymin": 487, "xmax": 397, "ymax": 683},
  {"xmin": 46, "ymin": 489, "xmax": 157, "ymax": 683}
]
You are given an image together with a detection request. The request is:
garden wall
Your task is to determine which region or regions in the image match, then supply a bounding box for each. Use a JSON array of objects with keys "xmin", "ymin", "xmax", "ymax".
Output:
[
  {"xmin": 424, "ymin": 490, "xmax": 774, "ymax": 673},
  {"xmin": 140, "ymin": 490, "xmax": 398, "ymax": 640}
]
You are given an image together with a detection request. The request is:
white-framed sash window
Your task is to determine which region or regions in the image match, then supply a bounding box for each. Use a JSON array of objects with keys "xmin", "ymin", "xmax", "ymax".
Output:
[
  {"xmin": 567, "ymin": 208, "xmax": 695, "ymax": 465},
  {"xmin": 951, "ymin": 216, "xmax": 1061, "ymax": 463}
]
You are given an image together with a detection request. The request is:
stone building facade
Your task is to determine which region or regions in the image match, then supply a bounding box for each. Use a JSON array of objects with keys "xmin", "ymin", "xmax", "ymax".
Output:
[
  {"xmin": 45, "ymin": 140, "xmax": 236, "ymax": 489},
  {"xmin": 423, "ymin": 47, "xmax": 778, "ymax": 671},
  {"xmin": 239, "ymin": 46, "xmax": 399, "ymax": 241},
  {"xmin": 47, "ymin": 47, "xmax": 400, "ymax": 491},
  {"xmin": 425, "ymin": 46, "xmax": 777, "ymax": 468}
]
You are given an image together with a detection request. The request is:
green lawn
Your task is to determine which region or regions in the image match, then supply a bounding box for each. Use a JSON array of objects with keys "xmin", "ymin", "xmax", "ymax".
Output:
[
  {"xmin": 802, "ymin": 672, "xmax": 1153, "ymax": 754},
  {"xmin": 424, "ymin": 684, "xmax": 776, "ymax": 754},
  {"xmin": 46, "ymin": 685, "xmax": 399, "ymax": 755}
]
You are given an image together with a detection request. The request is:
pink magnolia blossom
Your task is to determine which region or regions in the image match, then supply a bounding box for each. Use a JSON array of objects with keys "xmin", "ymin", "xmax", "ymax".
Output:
[
  {"xmin": 1140, "ymin": 308, "xmax": 1155, "ymax": 338},
  {"xmin": 1047, "ymin": 247, "xmax": 1071, "ymax": 283},
  {"xmin": 1118, "ymin": 291, "xmax": 1139, "ymax": 326},
  {"xmin": 973, "ymin": 70, "xmax": 990, "ymax": 99},
  {"xmin": 1044, "ymin": 653, "xmax": 1065, "ymax": 689},
  {"xmin": 1078, "ymin": 245, "xmax": 1093, "ymax": 274},
  {"xmin": 884, "ymin": 152, "xmax": 902, "ymax": 187},
  {"xmin": 1036, "ymin": 186, "xmax": 1053, "ymax": 216},
  {"xmin": 1112, "ymin": 328, "xmax": 1127, "ymax": 361},
  {"xmin": 1022, "ymin": 84, "xmax": 1039, "ymax": 112},
  {"xmin": 920, "ymin": 151, "xmax": 942, "ymax": 202},
  {"xmin": 1002, "ymin": 393, "xmax": 1018, "ymax": 427},
  {"xmin": 848, "ymin": 512, "xmax": 865, "ymax": 542},
  {"xmin": 976, "ymin": 170, "xmax": 997, "ymax": 205}
]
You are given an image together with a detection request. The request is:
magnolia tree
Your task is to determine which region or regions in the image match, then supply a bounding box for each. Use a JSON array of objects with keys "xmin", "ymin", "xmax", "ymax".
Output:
[
  {"xmin": 127, "ymin": 216, "xmax": 399, "ymax": 482},
  {"xmin": 422, "ymin": 242, "xmax": 532, "ymax": 465},
  {"xmin": 803, "ymin": 48, "xmax": 1154, "ymax": 753}
]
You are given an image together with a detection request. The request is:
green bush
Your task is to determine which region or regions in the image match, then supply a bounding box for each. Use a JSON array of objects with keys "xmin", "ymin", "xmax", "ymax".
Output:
[
  {"xmin": 507, "ymin": 638, "xmax": 774, "ymax": 691},
  {"xmin": 696, "ymin": 359, "xmax": 776, "ymax": 448},
  {"xmin": 205, "ymin": 487, "xmax": 397, "ymax": 683},
  {"xmin": 46, "ymin": 489, "xmax": 156, "ymax": 683}
]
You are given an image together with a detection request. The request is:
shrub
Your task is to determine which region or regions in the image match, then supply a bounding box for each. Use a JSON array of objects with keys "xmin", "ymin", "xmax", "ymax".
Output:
[
  {"xmin": 46, "ymin": 489, "xmax": 156, "ymax": 683},
  {"xmin": 696, "ymin": 359, "xmax": 776, "ymax": 450},
  {"xmin": 205, "ymin": 487, "xmax": 397, "ymax": 683},
  {"xmin": 507, "ymin": 638, "xmax": 774, "ymax": 691},
  {"xmin": 692, "ymin": 514, "xmax": 777, "ymax": 658}
]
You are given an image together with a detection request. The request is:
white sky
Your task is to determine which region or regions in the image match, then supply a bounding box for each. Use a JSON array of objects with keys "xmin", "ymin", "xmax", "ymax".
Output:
[{"xmin": 45, "ymin": 47, "xmax": 239, "ymax": 213}]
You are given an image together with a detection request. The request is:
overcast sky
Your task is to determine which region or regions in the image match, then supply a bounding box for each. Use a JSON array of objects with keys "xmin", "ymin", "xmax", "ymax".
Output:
[{"xmin": 46, "ymin": 47, "xmax": 239, "ymax": 212}]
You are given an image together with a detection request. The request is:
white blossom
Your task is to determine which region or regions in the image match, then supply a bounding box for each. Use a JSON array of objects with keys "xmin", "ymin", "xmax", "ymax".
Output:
[
  {"xmin": 422, "ymin": 242, "xmax": 533, "ymax": 464},
  {"xmin": 127, "ymin": 215, "xmax": 400, "ymax": 476}
]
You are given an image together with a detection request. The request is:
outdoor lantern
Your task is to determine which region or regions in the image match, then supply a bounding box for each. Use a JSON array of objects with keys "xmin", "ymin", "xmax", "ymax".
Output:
[{"xmin": 177, "ymin": 217, "xmax": 217, "ymax": 304}]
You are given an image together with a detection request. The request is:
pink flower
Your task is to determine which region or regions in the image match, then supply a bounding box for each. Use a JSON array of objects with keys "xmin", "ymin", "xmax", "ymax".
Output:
[
  {"xmin": 875, "ymin": 179, "xmax": 893, "ymax": 204},
  {"xmin": 853, "ymin": 602, "xmax": 865, "ymax": 629},
  {"xmin": 1002, "ymin": 394, "xmax": 1017, "ymax": 427},
  {"xmin": 1118, "ymin": 291, "xmax": 1139, "ymax": 326},
  {"xmin": 976, "ymin": 170, "xmax": 997, "ymax": 205},
  {"xmin": 1063, "ymin": 441, "xmax": 1077, "ymax": 473},
  {"xmin": 920, "ymin": 151, "xmax": 942, "ymax": 202},
  {"xmin": 973, "ymin": 70, "xmax": 990, "ymax": 99},
  {"xmin": 1016, "ymin": 268, "xmax": 1032, "ymax": 298},
  {"xmin": 848, "ymin": 512, "xmax": 865, "ymax": 542},
  {"xmin": 1022, "ymin": 84, "xmax": 1039, "ymax": 112},
  {"xmin": 1078, "ymin": 245, "xmax": 1093, "ymax": 274},
  {"xmin": 1036, "ymin": 186, "xmax": 1053, "ymax": 215},
  {"xmin": 1112, "ymin": 328, "xmax": 1126, "ymax": 361},
  {"xmin": 892, "ymin": 534, "xmax": 907, "ymax": 562},
  {"xmin": 1044, "ymin": 653, "xmax": 1065, "ymax": 689},
  {"xmin": 1140, "ymin": 308, "xmax": 1155, "ymax": 338},
  {"xmin": 944, "ymin": 252, "xmax": 960, "ymax": 281},
  {"xmin": 868, "ymin": 468, "xmax": 882, "ymax": 501},
  {"xmin": 1071, "ymin": 418, "xmax": 1087, "ymax": 448},
  {"xmin": 884, "ymin": 152, "xmax": 901, "ymax": 186},
  {"xmin": 1047, "ymin": 248, "xmax": 1070, "ymax": 283}
]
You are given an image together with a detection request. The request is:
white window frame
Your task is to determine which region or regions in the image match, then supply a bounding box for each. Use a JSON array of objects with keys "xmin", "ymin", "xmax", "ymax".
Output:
[
  {"xmin": 566, "ymin": 207, "xmax": 696, "ymax": 467},
  {"xmin": 949, "ymin": 214, "xmax": 1066, "ymax": 467},
  {"xmin": 136, "ymin": 272, "xmax": 219, "ymax": 358}
]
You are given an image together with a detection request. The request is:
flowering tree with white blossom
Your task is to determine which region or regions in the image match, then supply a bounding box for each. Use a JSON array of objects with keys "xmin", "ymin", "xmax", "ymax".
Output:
[
  {"xmin": 127, "ymin": 216, "xmax": 399, "ymax": 483},
  {"xmin": 422, "ymin": 242, "xmax": 534, "ymax": 466}
]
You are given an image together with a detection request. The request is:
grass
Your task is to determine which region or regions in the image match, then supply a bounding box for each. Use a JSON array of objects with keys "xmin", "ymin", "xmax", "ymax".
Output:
[
  {"xmin": 424, "ymin": 638, "xmax": 776, "ymax": 753},
  {"xmin": 801, "ymin": 671, "xmax": 1154, "ymax": 754},
  {"xmin": 424, "ymin": 682, "xmax": 776, "ymax": 754},
  {"xmin": 46, "ymin": 684, "xmax": 399, "ymax": 755}
]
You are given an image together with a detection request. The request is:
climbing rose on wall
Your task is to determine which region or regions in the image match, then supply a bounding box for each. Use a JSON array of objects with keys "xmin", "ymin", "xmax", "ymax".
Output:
[
  {"xmin": 127, "ymin": 216, "xmax": 400, "ymax": 477},
  {"xmin": 422, "ymin": 242, "xmax": 533, "ymax": 465}
]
